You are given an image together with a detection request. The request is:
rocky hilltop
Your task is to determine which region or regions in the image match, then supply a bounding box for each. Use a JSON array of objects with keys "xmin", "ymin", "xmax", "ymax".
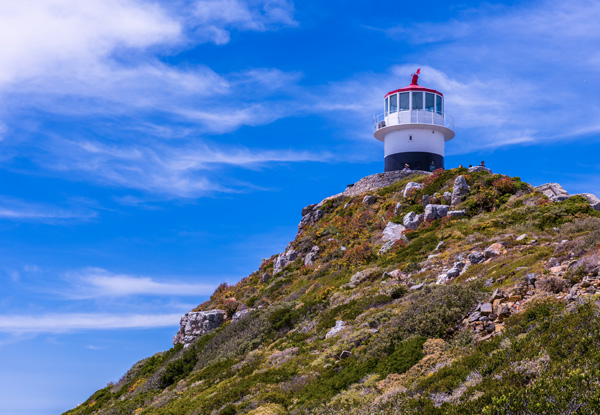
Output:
[{"xmin": 65, "ymin": 167, "xmax": 600, "ymax": 415}]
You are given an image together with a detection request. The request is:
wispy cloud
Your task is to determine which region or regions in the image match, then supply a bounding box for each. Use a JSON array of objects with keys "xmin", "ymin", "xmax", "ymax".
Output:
[
  {"xmin": 0, "ymin": 313, "xmax": 182, "ymax": 334},
  {"xmin": 0, "ymin": 196, "xmax": 96, "ymax": 221},
  {"xmin": 190, "ymin": 0, "xmax": 297, "ymax": 45},
  {"xmin": 64, "ymin": 267, "xmax": 218, "ymax": 298}
]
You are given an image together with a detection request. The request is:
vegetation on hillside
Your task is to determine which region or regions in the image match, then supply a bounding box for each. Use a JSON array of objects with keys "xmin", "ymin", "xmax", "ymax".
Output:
[{"xmin": 64, "ymin": 168, "xmax": 600, "ymax": 415}]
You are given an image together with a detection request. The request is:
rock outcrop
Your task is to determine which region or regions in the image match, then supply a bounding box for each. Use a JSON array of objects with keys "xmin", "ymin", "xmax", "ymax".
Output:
[
  {"xmin": 536, "ymin": 183, "xmax": 570, "ymax": 202},
  {"xmin": 424, "ymin": 204, "xmax": 449, "ymax": 221},
  {"xmin": 274, "ymin": 249, "xmax": 298, "ymax": 274},
  {"xmin": 451, "ymin": 175, "xmax": 470, "ymax": 206},
  {"xmin": 343, "ymin": 170, "xmax": 430, "ymax": 197},
  {"xmin": 173, "ymin": 310, "xmax": 226, "ymax": 346}
]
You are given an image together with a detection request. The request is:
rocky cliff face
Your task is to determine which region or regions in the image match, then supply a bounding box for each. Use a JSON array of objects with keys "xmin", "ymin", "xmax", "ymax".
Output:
[
  {"xmin": 66, "ymin": 167, "xmax": 600, "ymax": 415},
  {"xmin": 172, "ymin": 310, "xmax": 225, "ymax": 346}
]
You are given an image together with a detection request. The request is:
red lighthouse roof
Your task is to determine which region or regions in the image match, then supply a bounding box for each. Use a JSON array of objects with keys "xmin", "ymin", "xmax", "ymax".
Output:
[{"xmin": 384, "ymin": 84, "xmax": 443, "ymax": 98}]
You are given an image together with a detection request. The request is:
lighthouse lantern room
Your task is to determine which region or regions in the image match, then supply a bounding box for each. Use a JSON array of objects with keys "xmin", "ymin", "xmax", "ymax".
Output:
[{"xmin": 374, "ymin": 69, "xmax": 454, "ymax": 172}]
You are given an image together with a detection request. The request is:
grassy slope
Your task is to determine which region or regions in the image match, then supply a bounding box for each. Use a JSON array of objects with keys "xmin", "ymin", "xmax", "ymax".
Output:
[{"xmin": 64, "ymin": 168, "xmax": 600, "ymax": 415}]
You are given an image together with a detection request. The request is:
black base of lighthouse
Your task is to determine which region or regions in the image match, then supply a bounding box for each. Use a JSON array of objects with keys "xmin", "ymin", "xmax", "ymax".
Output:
[{"xmin": 384, "ymin": 152, "xmax": 444, "ymax": 173}]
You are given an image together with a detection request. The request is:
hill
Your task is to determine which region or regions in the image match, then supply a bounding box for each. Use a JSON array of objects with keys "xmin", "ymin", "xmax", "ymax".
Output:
[{"xmin": 63, "ymin": 167, "xmax": 600, "ymax": 415}]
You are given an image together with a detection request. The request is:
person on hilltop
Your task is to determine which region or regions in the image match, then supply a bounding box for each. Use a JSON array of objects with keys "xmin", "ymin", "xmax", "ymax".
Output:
[
  {"xmin": 481, "ymin": 161, "xmax": 486, "ymax": 167},
  {"xmin": 402, "ymin": 163, "xmax": 411, "ymax": 172},
  {"xmin": 429, "ymin": 161, "xmax": 436, "ymax": 172}
]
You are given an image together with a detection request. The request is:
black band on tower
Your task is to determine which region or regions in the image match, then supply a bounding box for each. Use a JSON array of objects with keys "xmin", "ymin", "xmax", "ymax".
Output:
[{"xmin": 384, "ymin": 152, "xmax": 444, "ymax": 172}]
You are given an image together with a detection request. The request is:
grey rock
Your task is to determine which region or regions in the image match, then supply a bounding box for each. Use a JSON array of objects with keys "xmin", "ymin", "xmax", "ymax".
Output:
[
  {"xmin": 343, "ymin": 170, "xmax": 430, "ymax": 197},
  {"xmin": 410, "ymin": 282, "xmax": 424, "ymax": 290},
  {"xmin": 345, "ymin": 271, "xmax": 369, "ymax": 288},
  {"xmin": 536, "ymin": 183, "xmax": 569, "ymax": 202},
  {"xmin": 274, "ymin": 249, "xmax": 299, "ymax": 274},
  {"xmin": 232, "ymin": 308, "xmax": 253, "ymax": 322},
  {"xmin": 516, "ymin": 233, "xmax": 528, "ymax": 241},
  {"xmin": 424, "ymin": 204, "xmax": 450, "ymax": 221},
  {"xmin": 468, "ymin": 251, "xmax": 485, "ymax": 265},
  {"xmin": 447, "ymin": 209, "xmax": 466, "ymax": 218},
  {"xmin": 298, "ymin": 208, "xmax": 324, "ymax": 229},
  {"xmin": 422, "ymin": 194, "xmax": 431, "ymax": 206},
  {"xmin": 304, "ymin": 245, "xmax": 320, "ymax": 266},
  {"xmin": 435, "ymin": 241, "xmax": 445, "ymax": 251},
  {"xmin": 403, "ymin": 211, "xmax": 424, "ymax": 230},
  {"xmin": 325, "ymin": 321, "xmax": 346, "ymax": 339},
  {"xmin": 447, "ymin": 261, "xmax": 466, "ymax": 279},
  {"xmin": 468, "ymin": 166, "xmax": 492, "ymax": 173},
  {"xmin": 378, "ymin": 241, "xmax": 395, "ymax": 255},
  {"xmin": 525, "ymin": 273, "xmax": 537, "ymax": 285},
  {"xmin": 261, "ymin": 272, "xmax": 272, "ymax": 283},
  {"xmin": 339, "ymin": 350, "xmax": 352, "ymax": 359},
  {"xmin": 403, "ymin": 182, "xmax": 424, "ymax": 198},
  {"xmin": 485, "ymin": 277, "xmax": 495, "ymax": 287},
  {"xmin": 451, "ymin": 175, "xmax": 470, "ymax": 206},
  {"xmin": 382, "ymin": 222, "xmax": 407, "ymax": 243},
  {"xmin": 480, "ymin": 303, "xmax": 493, "ymax": 315},
  {"xmin": 301, "ymin": 203, "xmax": 318, "ymax": 216},
  {"xmin": 394, "ymin": 202, "xmax": 402, "ymax": 215},
  {"xmin": 173, "ymin": 309, "xmax": 226, "ymax": 345},
  {"xmin": 468, "ymin": 312, "xmax": 481, "ymax": 323},
  {"xmin": 363, "ymin": 195, "xmax": 378, "ymax": 206},
  {"xmin": 443, "ymin": 191, "xmax": 452, "ymax": 203}
]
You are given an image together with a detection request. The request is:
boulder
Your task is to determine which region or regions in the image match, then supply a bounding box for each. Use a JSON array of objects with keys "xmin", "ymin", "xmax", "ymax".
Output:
[
  {"xmin": 325, "ymin": 320, "xmax": 346, "ymax": 339},
  {"xmin": 232, "ymin": 308, "xmax": 253, "ymax": 322},
  {"xmin": 447, "ymin": 209, "xmax": 466, "ymax": 218},
  {"xmin": 516, "ymin": 233, "xmax": 528, "ymax": 241},
  {"xmin": 468, "ymin": 166, "xmax": 492, "ymax": 173},
  {"xmin": 261, "ymin": 272, "xmax": 272, "ymax": 283},
  {"xmin": 363, "ymin": 195, "xmax": 378, "ymax": 206},
  {"xmin": 484, "ymin": 243, "xmax": 505, "ymax": 258},
  {"xmin": 173, "ymin": 310, "xmax": 226, "ymax": 345},
  {"xmin": 304, "ymin": 245, "xmax": 320, "ymax": 266},
  {"xmin": 525, "ymin": 273, "xmax": 537, "ymax": 285},
  {"xmin": 274, "ymin": 250, "xmax": 298, "ymax": 274},
  {"xmin": 410, "ymin": 282, "xmax": 425, "ymax": 290},
  {"xmin": 480, "ymin": 303, "xmax": 493, "ymax": 315},
  {"xmin": 345, "ymin": 271, "xmax": 368, "ymax": 289},
  {"xmin": 298, "ymin": 208, "xmax": 324, "ymax": 229},
  {"xmin": 422, "ymin": 194, "xmax": 431, "ymax": 206},
  {"xmin": 394, "ymin": 202, "xmax": 402, "ymax": 215},
  {"xmin": 403, "ymin": 211, "xmax": 424, "ymax": 230},
  {"xmin": 403, "ymin": 182, "xmax": 424, "ymax": 198},
  {"xmin": 339, "ymin": 350, "xmax": 352, "ymax": 359},
  {"xmin": 536, "ymin": 183, "xmax": 569, "ymax": 202},
  {"xmin": 424, "ymin": 204, "xmax": 449, "ymax": 221},
  {"xmin": 301, "ymin": 203, "xmax": 318, "ymax": 216},
  {"xmin": 443, "ymin": 191, "xmax": 452, "ymax": 203},
  {"xmin": 378, "ymin": 241, "xmax": 395, "ymax": 255},
  {"xmin": 382, "ymin": 222, "xmax": 407, "ymax": 243},
  {"xmin": 451, "ymin": 175, "xmax": 470, "ymax": 206},
  {"xmin": 437, "ymin": 262, "xmax": 465, "ymax": 284},
  {"xmin": 467, "ymin": 251, "xmax": 485, "ymax": 264}
]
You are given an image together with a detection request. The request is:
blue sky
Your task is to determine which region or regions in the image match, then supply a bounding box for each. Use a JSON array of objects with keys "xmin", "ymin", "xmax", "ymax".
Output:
[{"xmin": 0, "ymin": 0, "xmax": 599, "ymax": 413}]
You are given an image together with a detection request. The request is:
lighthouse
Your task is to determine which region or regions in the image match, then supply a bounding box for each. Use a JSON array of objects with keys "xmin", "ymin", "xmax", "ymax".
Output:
[{"xmin": 374, "ymin": 70, "xmax": 454, "ymax": 172}]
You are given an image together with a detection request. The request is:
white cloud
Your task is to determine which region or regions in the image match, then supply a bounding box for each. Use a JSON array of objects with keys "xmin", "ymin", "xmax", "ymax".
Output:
[
  {"xmin": 191, "ymin": 0, "xmax": 297, "ymax": 44},
  {"xmin": 64, "ymin": 267, "xmax": 218, "ymax": 298},
  {"xmin": 0, "ymin": 313, "xmax": 182, "ymax": 333}
]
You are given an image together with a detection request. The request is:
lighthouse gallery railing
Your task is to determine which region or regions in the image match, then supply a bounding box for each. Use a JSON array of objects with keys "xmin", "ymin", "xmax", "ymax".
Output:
[{"xmin": 374, "ymin": 110, "xmax": 454, "ymax": 131}]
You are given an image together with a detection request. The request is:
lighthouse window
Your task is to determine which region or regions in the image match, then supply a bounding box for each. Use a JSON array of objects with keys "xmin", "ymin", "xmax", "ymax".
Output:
[
  {"xmin": 412, "ymin": 92, "xmax": 423, "ymax": 110},
  {"xmin": 399, "ymin": 93, "xmax": 409, "ymax": 110},
  {"xmin": 436, "ymin": 95, "xmax": 443, "ymax": 115},
  {"xmin": 385, "ymin": 96, "xmax": 389, "ymax": 116},
  {"xmin": 390, "ymin": 94, "xmax": 398, "ymax": 113},
  {"xmin": 425, "ymin": 93, "xmax": 435, "ymax": 111}
]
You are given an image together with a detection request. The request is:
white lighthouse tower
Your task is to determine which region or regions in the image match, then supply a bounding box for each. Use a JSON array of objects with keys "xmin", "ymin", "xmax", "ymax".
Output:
[{"xmin": 374, "ymin": 69, "xmax": 454, "ymax": 172}]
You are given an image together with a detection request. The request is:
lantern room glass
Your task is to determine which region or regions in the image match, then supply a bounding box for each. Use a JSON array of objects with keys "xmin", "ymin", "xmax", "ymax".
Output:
[
  {"xmin": 399, "ymin": 93, "xmax": 409, "ymax": 111},
  {"xmin": 412, "ymin": 92, "xmax": 423, "ymax": 110},
  {"xmin": 390, "ymin": 94, "xmax": 398, "ymax": 113},
  {"xmin": 436, "ymin": 95, "xmax": 443, "ymax": 115},
  {"xmin": 425, "ymin": 93, "xmax": 434, "ymax": 112}
]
